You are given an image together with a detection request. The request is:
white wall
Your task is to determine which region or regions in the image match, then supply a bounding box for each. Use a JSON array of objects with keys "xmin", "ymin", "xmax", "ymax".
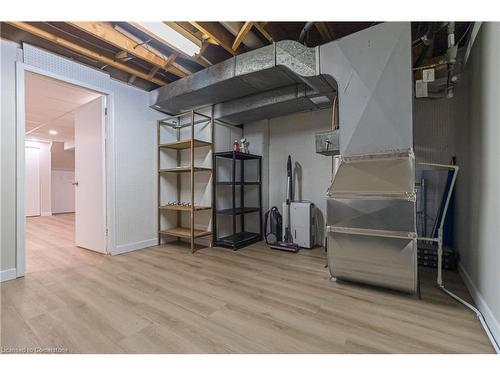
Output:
[
  {"xmin": 110, "ymin": 79, "xmax": 164, "ymax": 254},
  {"xmin": 0, "ymin": 39, "xmax": 164, "ymax": 278},
  {"xmin": 244, "ymin": 108, "xmax": 332, "ymax": 245},
  {"xmin": 51, "ymin": 141, "xmax": 75, "ymax": 170},
  {"xmin": 25, "ymin": 140, "xmax": 52, "ymax": 216},
  {"xmin": 453, "ymin": 23, "xmax": 500, "ymax": 344}
]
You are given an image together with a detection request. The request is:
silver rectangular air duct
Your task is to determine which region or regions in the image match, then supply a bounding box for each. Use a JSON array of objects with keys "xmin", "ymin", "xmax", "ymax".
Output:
[{"xmin": 150, "ymin": 41, "xmax": 337, "ymax": 123}]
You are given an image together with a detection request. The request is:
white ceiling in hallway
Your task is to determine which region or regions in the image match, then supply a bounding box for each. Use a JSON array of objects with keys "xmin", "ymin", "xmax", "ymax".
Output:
[{"xmin": 25, "ymin": 71, "xmax": 102, "ymax": 143}]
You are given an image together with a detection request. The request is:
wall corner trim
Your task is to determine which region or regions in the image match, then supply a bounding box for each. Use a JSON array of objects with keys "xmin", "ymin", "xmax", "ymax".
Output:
[
  {"xmin": 111, "ymin": 238, "xmax": 158, "ymax": 256},
  {"xmin": 459, "ymin": 262, "xmax": 500, "ymax": 351},
  {"xmin": 0, "ymin": 268, "xmax": 17, "ymax": 282}
]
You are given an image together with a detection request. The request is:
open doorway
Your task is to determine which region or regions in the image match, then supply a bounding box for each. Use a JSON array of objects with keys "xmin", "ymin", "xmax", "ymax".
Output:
[{"xmin": 23, "ymin": 71, "xmax": 108, "ymax": 274}]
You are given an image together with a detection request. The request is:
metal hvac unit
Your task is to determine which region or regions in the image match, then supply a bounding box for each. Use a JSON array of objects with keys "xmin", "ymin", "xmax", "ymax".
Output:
[{"xmin": 326, "ymin": 152, "xmax": 418, "ymax": 294}]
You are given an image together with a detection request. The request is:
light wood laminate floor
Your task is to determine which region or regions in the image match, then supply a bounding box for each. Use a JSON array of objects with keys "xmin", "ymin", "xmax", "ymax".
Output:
[{"xmin": 0, "ymin": 214, "xmax": 494, "ymax": 353}]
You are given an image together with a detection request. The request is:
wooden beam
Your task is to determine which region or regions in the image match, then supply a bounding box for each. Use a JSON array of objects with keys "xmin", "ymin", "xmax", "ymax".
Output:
[
  {"xmin": 315, "ymin": 22, "xmax": 333, "ymax": 42},
  {"xmin": 163, "ymin": 22, "xmax": 202, "ymax": 48},
  {"xmin": 6, "ymin": 22, "xmax": 166, "ymax": 86},
  {"xmin": 232, "ymin": 21, "xmax": 254, "ymax": 51},
  {"xmin": 115, "ymin": 50, "xmax": 133, "ymax": 62},
  {"xmin": 253, "ymin": 22, "xmax": 273, "ymax": 44},
  {"xmin": 147, "ymin": 66, "xmax": 160, "ymax": 80},
  {"xmin": 195, "ymin": 41, "xmax": 212, "ymax": 66},
  {"xmin": 189, "ymin": 22, "xmax": 245, "ymax": 55},
  {"xmin": 69, "ymin": 22, "xmax": 186, "ymax": 78}
]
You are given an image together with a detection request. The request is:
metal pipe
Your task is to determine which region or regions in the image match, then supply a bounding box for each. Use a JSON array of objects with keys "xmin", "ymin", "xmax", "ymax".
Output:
[{"xmin": 299, "ymin": 22, "xmax": 315, "ymax": 45}]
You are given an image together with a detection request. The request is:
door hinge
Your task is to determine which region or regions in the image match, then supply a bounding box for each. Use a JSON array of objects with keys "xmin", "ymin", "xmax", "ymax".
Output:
[
  {"xmin": 105, "ymin": 228, "xmax": 109, "ymax": 237},
  {"xmin": 105, "ymin": 107, "xmax": 108, "ymax": 116}
]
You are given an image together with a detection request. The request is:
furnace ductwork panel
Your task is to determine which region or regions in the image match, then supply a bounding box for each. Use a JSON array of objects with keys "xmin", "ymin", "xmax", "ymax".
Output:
[{"xmin": 327, "ymin": 152, "xmax": 418, "ymax": 294}]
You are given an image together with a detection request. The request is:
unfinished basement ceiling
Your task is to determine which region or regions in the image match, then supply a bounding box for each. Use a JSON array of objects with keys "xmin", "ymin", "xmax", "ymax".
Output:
[{"xmin": 0, "ymin": 22, "xmax": 472, "ymax": 92}]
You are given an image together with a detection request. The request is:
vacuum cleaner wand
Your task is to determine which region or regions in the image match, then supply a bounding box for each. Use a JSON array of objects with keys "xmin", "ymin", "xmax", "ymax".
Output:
[
  {"xmin": 284, "ymin": 155, "xmax": 293, "ymax": 243},
  {"xmin": 265, "ymin": 155, "xmax": 300, "ymax": 253},
  {"xmin": 286, "ymin": 155, "xmax": 293, "ymax": 204}
]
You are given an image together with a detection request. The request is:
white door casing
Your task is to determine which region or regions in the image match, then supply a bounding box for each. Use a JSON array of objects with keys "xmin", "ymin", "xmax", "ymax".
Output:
[
  {"xmin": 25, "ymin": 146, "xmax": 41, "ymax": 217},
  {"xmin": 74, "ymin": 96, "xmax": 107, "ymax": 253}
]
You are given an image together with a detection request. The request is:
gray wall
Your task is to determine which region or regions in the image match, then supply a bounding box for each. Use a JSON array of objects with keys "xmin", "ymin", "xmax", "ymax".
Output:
[
  {"xmin": 244, "ymin": 108, "xmax": 332, "ymax": 245},
  {"xmin": 453, "ymin": 23, "xmax": 500, "ymax": 343}
]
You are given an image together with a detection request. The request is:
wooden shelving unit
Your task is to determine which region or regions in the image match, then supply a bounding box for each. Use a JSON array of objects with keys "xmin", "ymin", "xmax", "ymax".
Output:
[
  {"xmin": 159, "ymin": 166, "xmax": 212, "ymax": 173},
  {"xmin": 159, "ymin": 139, "xmax": 212, "ymax": 150},
  {"xmin": 159, "ymin": 204, "xmax": 211, "ymax": 212},
  {"xmin": 159, "ymin": 227, "xmax": 211, "ymax": 239},
  {"xmin": 157, "ymin": 110, "xmax": 214, "ymax": 252}
]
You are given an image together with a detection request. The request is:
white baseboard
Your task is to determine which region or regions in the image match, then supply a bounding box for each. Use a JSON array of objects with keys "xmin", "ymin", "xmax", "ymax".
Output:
[
  {"xmin": 111, "ymin": 238, "xmax": 158, "ymax": 255},
  {"xmin": 458, "ymin": 262, "xmax": 500, "ymax": 348},
  {"xmin": 0, "ymin": 268, "xmax": 17, "ymax": 282},
  {"xmin": 41, "ymin": 211, "xmax": 52, "ymax": 216}
]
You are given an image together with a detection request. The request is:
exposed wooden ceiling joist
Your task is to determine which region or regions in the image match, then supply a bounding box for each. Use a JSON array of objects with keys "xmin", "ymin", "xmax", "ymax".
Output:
[
  {"xmin": 253, "ymin": 22, "xmax": 274, "ymax": 44},
  {"xmin": 232, "ymin": 22, "xmax": 254, "ymax": 51},
  {"xmin": 315, "ymin": 22, "xmax": 333, "ymax": 42},
  {"xmin": 6, "ymin": 22, "xmax": 166, "ymax": 86},
  {"xmin": 189, "ymin": 21, "xmax": 245, "ymax": 55},
  {"xmin": 69, "ymin": 22, "xmax": 186, "ymax": 78}
]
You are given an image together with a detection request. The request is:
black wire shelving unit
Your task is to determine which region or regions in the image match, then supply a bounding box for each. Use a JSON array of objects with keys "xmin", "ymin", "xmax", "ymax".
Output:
[{"xmin": 212, "ymin": 151, "xmax": 262, "ymax": 250}]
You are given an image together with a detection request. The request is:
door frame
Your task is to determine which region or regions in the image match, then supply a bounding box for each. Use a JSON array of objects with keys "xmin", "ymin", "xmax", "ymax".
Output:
[{"xmin": 15, "ymin": 63, "xmax": 116, "ymax": 277}]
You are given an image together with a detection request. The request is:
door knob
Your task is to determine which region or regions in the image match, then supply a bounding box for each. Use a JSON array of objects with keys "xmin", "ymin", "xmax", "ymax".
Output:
[{"xmin": 72, "ymin": 181, "xmax": 79, "ymax": 186}]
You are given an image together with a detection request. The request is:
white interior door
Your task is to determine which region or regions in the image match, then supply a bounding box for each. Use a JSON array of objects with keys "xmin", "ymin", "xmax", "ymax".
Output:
[
  {"xmin": 51, "ymin": 170, "xmax": 76, "ymax": 214},
  {"xmin": 25, "ymin": 147, "xmax": 41, "ymax": 217},
  {"xmin": 74, "ymin": 96, "xmax": 107, "ymax": 253}
]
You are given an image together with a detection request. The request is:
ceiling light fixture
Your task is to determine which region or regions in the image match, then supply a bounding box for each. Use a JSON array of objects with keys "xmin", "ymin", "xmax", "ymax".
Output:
[
  {"xmin": 134, "ymin": 22, "xmax": 201, "ymax": 57},
  {"xmin": 49, "ymin": 130, "xmax": 58, "ymax": 135}
]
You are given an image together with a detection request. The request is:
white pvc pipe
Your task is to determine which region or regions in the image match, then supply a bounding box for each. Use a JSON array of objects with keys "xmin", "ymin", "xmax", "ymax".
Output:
[
  {"xmin": 417, "ymin": 162, "xmax": 499, "ymax": 353},
  {"xmin": 440, "ymin": 285, "xmax": 500, "ymax": 353}
]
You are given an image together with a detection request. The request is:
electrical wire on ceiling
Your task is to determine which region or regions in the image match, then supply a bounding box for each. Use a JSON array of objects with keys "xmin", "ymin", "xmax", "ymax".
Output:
[
  {"xmin": 413, "ymin": 22, "xmax": 437, "ymax": 68},
  {"xmin": 456, "ymin": 23, "xmax": 473, "ymax": 46}
]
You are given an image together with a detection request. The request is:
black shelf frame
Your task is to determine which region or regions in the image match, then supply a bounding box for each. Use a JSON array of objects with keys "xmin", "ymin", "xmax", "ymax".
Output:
[{"xmin": 213, "ymin": 151, "xmax": 262, "ymax": 250}]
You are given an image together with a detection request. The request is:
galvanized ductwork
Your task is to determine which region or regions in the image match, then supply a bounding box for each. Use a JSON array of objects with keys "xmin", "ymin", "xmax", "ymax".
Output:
[
  {"xmin": 150, "ymin": 41, "xmax": 337, "ymax": 123},
  {"xmin": 319, "ymin": 23, "xmax": 418, "ymax": 294}
]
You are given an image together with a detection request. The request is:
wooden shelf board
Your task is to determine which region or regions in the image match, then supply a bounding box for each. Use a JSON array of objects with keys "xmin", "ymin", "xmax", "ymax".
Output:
[
  {"xmin": 159, "ymin": 205, "xmax": 211, "ymax": 211},
  {"xmin": 159, "ymin": 166, "xmax": 212, "ymax": 173},
  {"xmin": 159, "ymin": 227, "xmax": 212, "ymax": 239},
  {"xmin": 159, "ymin": 139, "xmax": 212, "ymax": 150}
]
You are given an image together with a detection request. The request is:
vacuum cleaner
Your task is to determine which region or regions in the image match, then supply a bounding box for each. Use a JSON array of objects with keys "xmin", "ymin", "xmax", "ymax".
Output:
[{"xmin": 263, "ymin": 155, "xmax": 300, "ymax": 252}]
